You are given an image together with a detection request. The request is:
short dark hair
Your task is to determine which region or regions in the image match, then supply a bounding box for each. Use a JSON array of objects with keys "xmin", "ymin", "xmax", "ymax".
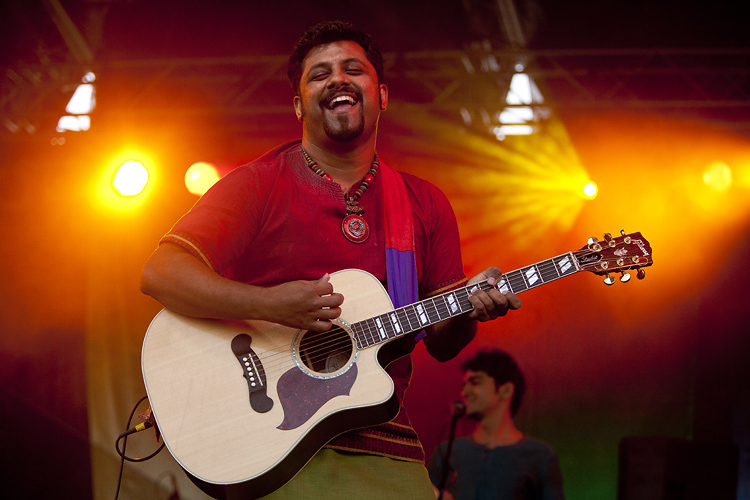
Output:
[
  {"xmin": 287, "ymin": 20, "xmax": 384, "ymax": 96},
  {"xmin": 462, "ymin": 348, "xmax": 526, "ymax": 417}
]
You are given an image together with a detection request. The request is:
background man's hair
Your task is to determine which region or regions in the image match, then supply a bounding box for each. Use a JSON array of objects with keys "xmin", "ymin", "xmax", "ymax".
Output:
[
  {"xmin": 461, "ymin": 348, "xmax": 526, "ymax": 417},
  {"xmin": 287, "ymin": 20, "xmax": 384, "ymax": 96}
]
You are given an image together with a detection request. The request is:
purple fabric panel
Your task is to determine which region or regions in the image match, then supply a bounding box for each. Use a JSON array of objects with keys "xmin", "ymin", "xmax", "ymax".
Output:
[{"xmin": 386, "ymin": 247, "xmax": 425, "ymax": 342}]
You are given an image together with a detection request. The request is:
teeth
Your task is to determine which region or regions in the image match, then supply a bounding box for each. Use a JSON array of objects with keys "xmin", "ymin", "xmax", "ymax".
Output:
[{"xmin": 329, "ymin": 95, "xmax": 356, "ymax": 108}]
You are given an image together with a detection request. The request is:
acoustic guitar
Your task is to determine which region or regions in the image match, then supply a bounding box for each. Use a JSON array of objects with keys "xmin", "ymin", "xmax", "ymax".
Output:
[{"xmin": 141, "ymin": 231, "xmax": 652, "ymax": 498}]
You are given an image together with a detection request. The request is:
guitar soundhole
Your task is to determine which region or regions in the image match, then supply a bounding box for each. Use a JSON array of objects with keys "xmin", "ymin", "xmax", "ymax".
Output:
[{"xmin": 297, "ymin": 325, "xmax": 354, "ymax": 375}]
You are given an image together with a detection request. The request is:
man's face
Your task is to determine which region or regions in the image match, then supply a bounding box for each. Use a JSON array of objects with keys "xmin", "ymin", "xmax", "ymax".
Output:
[
  {"xmin": 294, "ymin": 40, "xmax": 387, "ymax": 146},
  {"xmin": 461, "ymin": 370, "xmax": 503, "ymax": 420}
]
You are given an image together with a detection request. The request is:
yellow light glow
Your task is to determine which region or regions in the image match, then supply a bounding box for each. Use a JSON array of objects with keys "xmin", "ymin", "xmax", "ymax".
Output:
[
  {"xmin": 386, "ymin": 107, "xmax": 592, "ymax": 253},
  {"xmin": 583, "ymin": 182, "xmax": 598, "ymax": 199},
  {"xmin": 112, "ymin": 160, "xmax": 149, "ymax": 197},
  {"xmin": 702, "ymin": 161, "xmax": 733, "ymax": 192},
  {"xmin": 737, "ymin": 159, "xmax": 750, "ymax": 189},
  {"xmin": 93, "ymin": 149, "xmax": 158, "ymax": 214},
  {"xmin": 185, "ymin": 162, "xmax": 220, "ymax": 196}
]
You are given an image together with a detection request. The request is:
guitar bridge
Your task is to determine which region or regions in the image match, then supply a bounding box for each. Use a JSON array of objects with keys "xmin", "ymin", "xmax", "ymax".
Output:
[{"xmin": 231, "ymin": 334, "xmax": 273, "ymax": 413}]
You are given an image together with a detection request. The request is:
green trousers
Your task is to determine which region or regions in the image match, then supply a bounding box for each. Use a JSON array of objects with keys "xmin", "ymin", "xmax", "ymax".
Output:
[{"xmin": 261, "ymin": 448, "xmax": 436, "ymax": 499}]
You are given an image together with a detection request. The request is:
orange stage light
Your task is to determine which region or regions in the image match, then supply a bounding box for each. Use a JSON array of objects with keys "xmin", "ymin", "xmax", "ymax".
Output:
[
  {"xmin": 112, "ymin": 160, "xmax": 149, "ymax": 197},
  {"xmin": 185, "ymin": 162, "xmax": 220, "ymax": 196},
  {"xmin": 92, "ymin": 148, "xmax": 159, "ymax": 214}
]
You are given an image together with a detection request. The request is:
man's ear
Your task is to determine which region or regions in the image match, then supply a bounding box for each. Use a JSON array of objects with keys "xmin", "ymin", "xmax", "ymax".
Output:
[
  {"xmin": 293, "ymin": 96, "xmax": 303, "ymax": 122},
  {"xmin": 379, "ymin": 84, "xmax": 388, "ymax": 111},
  {"xmin": 497, "ymin": 382, "xmax": 514, "ymax": 400}
]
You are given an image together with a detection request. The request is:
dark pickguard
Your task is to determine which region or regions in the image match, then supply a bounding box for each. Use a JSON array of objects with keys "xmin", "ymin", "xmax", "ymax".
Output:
[{"xmin": 276, "ymin": 364, "xmax": 357, "ymax": 430}]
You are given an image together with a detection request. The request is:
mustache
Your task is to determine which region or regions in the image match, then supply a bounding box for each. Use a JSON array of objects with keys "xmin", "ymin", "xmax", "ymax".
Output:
[{"xmin": 321, "ymin": 86, "xmax": 362, "ymax": 108}]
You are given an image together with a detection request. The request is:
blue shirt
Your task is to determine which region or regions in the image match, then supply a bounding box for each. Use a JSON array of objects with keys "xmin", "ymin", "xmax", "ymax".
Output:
[{"xmin": 428, "ymin": 436, "xmax": 565, "ymax": 500}]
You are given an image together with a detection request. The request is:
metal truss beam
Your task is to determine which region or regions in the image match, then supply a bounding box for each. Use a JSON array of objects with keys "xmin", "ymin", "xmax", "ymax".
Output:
[{"xmin": 3, "ymin": 47, "xmax": 750, "ymax": 138}]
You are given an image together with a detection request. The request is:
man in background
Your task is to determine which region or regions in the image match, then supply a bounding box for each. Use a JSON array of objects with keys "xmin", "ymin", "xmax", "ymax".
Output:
[{"xmin": 428, "ymin": 349, "xmax": 564, "ymax": 500}]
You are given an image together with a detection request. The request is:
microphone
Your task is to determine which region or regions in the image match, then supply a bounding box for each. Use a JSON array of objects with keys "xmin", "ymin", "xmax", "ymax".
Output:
[
  {"xmin": 118, "ymin": 421, "xmax": 153, "ymax": 439},
  {"xmin": 451, "ymin": 401, "xmax": 466, "ymax": 419}
]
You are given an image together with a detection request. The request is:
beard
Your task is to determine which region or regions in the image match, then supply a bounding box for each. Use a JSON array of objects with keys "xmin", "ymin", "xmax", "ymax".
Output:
[
  {"xmin": 323, "ymin": 112, "xmax": 365, "ymax": 142},
  {"xmin": 298, "ymin": 89, "xmax": 371, "ymax": 143}
]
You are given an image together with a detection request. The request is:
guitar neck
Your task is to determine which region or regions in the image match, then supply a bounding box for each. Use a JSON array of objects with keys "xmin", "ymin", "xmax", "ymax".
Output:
[{"xmin": 351, "ymin": 251, "xmax": 580, "ymax": 349}]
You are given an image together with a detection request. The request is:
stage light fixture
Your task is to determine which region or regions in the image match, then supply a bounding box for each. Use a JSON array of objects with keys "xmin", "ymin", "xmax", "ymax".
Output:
[
  {"xmin": 506, "ymin": 73, "xmax": 537, "ymax": 105},
  {"xmin": 185, "ymin": 162, "xmax": 220, "ymax": 196},
  {"xmin": 112, "ymin": 160, "xmax": 149, "ymax": 197},
  {"xmin": 494, "ymin": 124, "xmax": 534, "ymax": 140},
  {"xmin": 56, "ymin": 115, "xmax": 90, "ymax": 132},
  {"xmin": 65, "ymin": 83, "xmax": 95, "ymax": 114},
  {"xmin": 499, "ymin": 106, "xmax": 534, "ymax": 123},
  {"xmin": 492, "ymin": 72, "xmax": 547, "ymax": 139},
  {"xmin": 56, "ymin": 72, "xmax": 96, "ymax": 133}
]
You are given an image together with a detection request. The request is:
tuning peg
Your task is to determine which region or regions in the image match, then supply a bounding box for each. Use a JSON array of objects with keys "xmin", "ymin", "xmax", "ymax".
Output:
[
  {"xmin": 603, "ymin": 273, "xmax": 616, "ymax": 286},
  {"xmin": 588, "ymin": 236, "xmax": 599, "ymax": 244},
  {"xmin": 620, "ymin": 230, "xmax": 627, "ymax": 236},
  {"xmin": 604, "ymin": 233, "xmax": 613, "ymax": 241},
  {"xmin": 620, "ymin": 272, "xmax": 631, "ymax": 283},
  {"xmin": 637, "ymin": 268, "xmax": 646, "ymax": 280}
]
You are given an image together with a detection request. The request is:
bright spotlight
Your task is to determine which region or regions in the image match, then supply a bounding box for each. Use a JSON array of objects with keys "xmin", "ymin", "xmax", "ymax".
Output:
[
  {"xmin": 583, "ymin": 182, "xmax": 598, "ymax": 199},
  {"xmin": 185, "ymin": 162, "xmax": 220, "ymax": 196},
  {"xmin": 56, "ymin": 115, "xmax": 90, "ymax": 132},
  {"xmin": 493, "ymin": 124, "xmax": 534, "ymax": 140},
  {"xmin": 66, "ymin": 83, "xmax": 96, "ymax": 114},
  {"xmin": 57, "ymin": 73, "xmax": 97, "ymax": 134},
  {"xmin": 112, "ymin": 160, "xmax": 149, "ymax": 197},
  {"xmin": 702, "ymin": 161, "xmax": 733, "ymax": 192}
]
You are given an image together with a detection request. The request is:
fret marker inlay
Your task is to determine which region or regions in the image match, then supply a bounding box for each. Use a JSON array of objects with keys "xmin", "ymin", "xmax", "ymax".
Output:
[
  {"xmin": 416, "ymin": 304, "xmax": 428, "ymax": 325},
  {"xmin": 525, "ymin": 267, "xmax": 539, "ymax": 286},
  {"xmin": 375, "ymin": 317, "xmax": 387, "ymax": 339},
  {"xmin": 447, "ymin": 293, "xmax": 459, "ymax": 314},
  {"xmin": 557, "ymin": 256, "xmax": 572, "ymax": 274},
  {"xmin": 389, "ymin": 313, "xmax": 401, "ymax": 334}
]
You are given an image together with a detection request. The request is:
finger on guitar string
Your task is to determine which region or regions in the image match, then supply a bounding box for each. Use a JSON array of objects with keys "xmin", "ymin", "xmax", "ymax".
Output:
[
  {"xmin": 466, "ymin": 266, "xmax": 521, "ymax": 322},
  {"xmin": 261, "ymin": 277, "xmax": 345, "ymax": 331}
]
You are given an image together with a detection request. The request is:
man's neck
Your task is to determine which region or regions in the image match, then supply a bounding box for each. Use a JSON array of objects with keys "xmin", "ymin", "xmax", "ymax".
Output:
[
  {"xmin": 472, "ymin": 409, "xmax": 523, "ymax": 448},
  {"xmin": 301, "ymin": 138, "xmax": 376, "ymax": 192}
]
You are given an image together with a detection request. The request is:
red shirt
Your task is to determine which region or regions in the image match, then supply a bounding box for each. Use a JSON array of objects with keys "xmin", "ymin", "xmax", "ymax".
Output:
[{"xmin": 162, "ymin": 140, "xmax": 466, "ymax": 461}]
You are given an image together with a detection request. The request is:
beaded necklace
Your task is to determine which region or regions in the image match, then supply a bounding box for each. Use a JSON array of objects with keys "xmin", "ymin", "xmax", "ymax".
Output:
[{"xmin": 301, "ymin": 146, "xmax": 379, "ymax": 243}]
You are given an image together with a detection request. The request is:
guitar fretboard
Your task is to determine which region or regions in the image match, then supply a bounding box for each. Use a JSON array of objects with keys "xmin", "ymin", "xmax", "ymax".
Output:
[{"xmin": 351, "ymin": 252, "xmax": 580, "ymax": 349}]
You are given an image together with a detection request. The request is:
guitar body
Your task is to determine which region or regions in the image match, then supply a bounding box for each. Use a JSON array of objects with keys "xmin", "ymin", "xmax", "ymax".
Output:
[{"xmin": 142, "ymin": 269, "xmax": 405, "ymax": 499}]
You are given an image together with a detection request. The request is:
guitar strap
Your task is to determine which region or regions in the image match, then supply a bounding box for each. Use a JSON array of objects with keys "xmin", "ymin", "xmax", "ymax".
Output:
[{"xmin": 379, "ymin": 163, "xmax": 424, "ymax": 342}]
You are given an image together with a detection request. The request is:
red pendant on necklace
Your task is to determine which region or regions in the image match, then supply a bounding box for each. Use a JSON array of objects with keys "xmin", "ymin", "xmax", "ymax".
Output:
[
  {"xmin": 300, "ymin": 146, "xmax": 378, "ymax": 245},
  {"xmin": 342, "ymin": 214, "xmax": 369, "ymax": 243}
]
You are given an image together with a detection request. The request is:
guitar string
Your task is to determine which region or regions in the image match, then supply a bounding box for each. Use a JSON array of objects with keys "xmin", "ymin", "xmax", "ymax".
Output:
[
  {"xmin": 250, "ymin": 284, "xmax": 486, "ymax": 374},
  {"xmin": 252, "ymin": 290, "xmax": 471, "ymax": 373},
  {"xmin": 253, "ymin": 250, "xmax": 591, "ymax": 374},
  {"xmin": 252, "ymin": 281, "xmax": 490, "ymax": 370},
  {"xmin": 255, "ymin": 269, "xmax": 535, "ymax": 373},
  {"xmin": 255, "ymin": 255, "xmax": 584, "ymax": 373},
  {"xmin": 245, "ymin": 246, "xmax": 641, "ymax": 375}
]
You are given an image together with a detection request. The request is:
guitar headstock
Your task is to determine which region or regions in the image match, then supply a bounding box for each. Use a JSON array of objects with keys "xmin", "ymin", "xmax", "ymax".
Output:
[{"xmin": 575, "ymin": 231, "xmax": 653, "ymax": 285}]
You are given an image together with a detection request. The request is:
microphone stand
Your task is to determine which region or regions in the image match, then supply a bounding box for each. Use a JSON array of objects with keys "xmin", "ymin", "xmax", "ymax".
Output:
[{"xmin": 437, "ymin": 403, "xmax": 464, "ymax": 500}]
